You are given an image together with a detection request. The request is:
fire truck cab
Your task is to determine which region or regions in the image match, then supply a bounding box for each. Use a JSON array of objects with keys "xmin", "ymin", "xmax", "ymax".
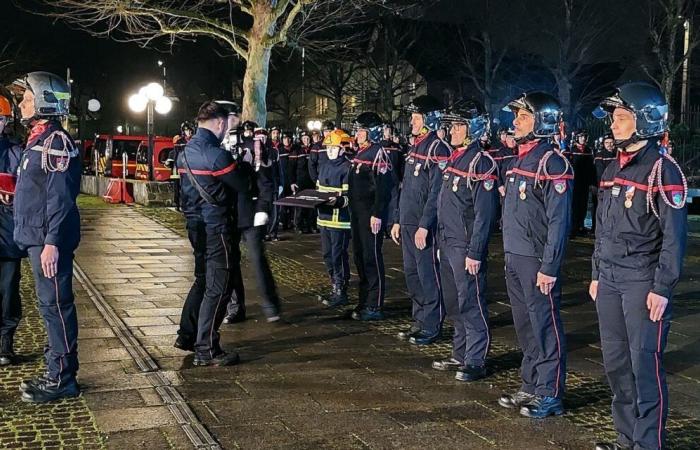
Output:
[
  {"xmin": 135, "ymin": 137, "xmax": 175, "ymax": 181},
  {"xmin": 87, "ymin": 134, "xmax": 142, "ymax": 178}
]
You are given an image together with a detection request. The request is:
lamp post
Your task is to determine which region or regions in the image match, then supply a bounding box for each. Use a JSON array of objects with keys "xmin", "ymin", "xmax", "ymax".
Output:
[{"xmin": 128, "ymin": 82, "xmax": 172, "ymax": 180}]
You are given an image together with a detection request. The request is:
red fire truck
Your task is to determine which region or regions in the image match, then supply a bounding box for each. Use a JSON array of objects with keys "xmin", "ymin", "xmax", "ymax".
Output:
[{"xmin": 135, "ymin": 137, "xmax": 176, "ymax": 181}]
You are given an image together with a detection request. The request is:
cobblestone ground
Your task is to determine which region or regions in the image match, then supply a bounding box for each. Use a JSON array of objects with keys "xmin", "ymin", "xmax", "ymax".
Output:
[
  {"xmin": 0, "ymin": 261, "xmax": 104, "ymax": 449},
  {"xmin": 138, "ymin": 206, "xmax": 700, "ymax": 449}
]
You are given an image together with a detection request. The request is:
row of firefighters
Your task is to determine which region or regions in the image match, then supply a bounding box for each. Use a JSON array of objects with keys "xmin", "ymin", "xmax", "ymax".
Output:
[
  {"xmin": 0, "ymin": 70, "xmax": 689, "ymax": 450},
  {"xmin": 172, "ymin": 82, "xmax": 687, "ymax": 450}
]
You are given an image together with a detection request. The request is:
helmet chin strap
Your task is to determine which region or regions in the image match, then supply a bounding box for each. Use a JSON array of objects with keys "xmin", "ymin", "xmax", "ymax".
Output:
[
  {"xmin": 615, "ymin": 132, "xmax": 640, "ymax": 152},
  {"xmin": 514, "ymin": 132, "xmax": 535, "ymax": 145}
]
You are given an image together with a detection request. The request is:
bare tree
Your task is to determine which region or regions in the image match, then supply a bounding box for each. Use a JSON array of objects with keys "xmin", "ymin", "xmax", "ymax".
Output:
[
  {"xmin": 365, "ymin": 18, "xmax": 424, "ymax": 121},
  {"xmin": 643, "ymin": 0, "xmax": 700, "ymax": 110},
  {"xmin": 29, "ymin": 0, "xmax": 411, "ymax": 125},
  {"xmin": 266, "ymin": 54, "xmax": 304, "ymax": 128},
  {"xmin": 308, "ymin": 58, "xmax": 359, "ymax": 125}
]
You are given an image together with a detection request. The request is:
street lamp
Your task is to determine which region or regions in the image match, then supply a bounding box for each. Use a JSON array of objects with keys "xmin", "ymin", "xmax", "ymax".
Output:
[{"xmin": 128, "ymin": 82, "xmax": 172, "ymax": 180}]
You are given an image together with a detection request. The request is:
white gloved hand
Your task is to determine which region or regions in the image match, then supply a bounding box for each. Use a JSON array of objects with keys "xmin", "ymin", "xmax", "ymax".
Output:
[{"xmin": 254, "ymin": 212, "xmax": 269, "ymax": 227}]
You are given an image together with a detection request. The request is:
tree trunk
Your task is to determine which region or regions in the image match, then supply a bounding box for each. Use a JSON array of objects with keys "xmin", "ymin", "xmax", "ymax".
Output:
[
  {"xmin": 242, "ymin": 40, "xmax": 272, "ymax": 126},
  {"xmin": 557, "ymin": 75, "xmax": 573, "ymax": 126}
]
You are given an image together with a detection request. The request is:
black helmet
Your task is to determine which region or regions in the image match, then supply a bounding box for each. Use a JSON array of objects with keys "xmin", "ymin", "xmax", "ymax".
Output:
[
  {"xmin": 353, "ymin": 112, "xmax": 384, "ymax": 142},
  {"xmin": 242, "ymin": 120, "xmax": 258, "ymax": 132},
  {"xmin": 322, "ymin": 120, "xmax": 335, "ymax": 131},
  {"xmin": 180, "ymin": 121, "xmax": 195, "ymax": 134},
  {"xmin": 572, "ymin": 128, "xmax": 588, "ymax": 140},
  {"xmin": 505, "ymin": 92, "xmax": 563, "ymax": 138},
  {"xmin": 270, "ymin": 126, "xmax": 280, "ymax": 133},
  {"xmin": 214, "ymin": 100, "xmax": 240, "ymax": 117},
  {"xmin": 441, "ymin": 98, "xmax": 489, "ymax": 139},
  {"xmin": 602, "ymin": 132, "xmax": 614, "ymax": 141},
  {"xmin": 406, "ymin": 95, "xmax": 443, "ymax": 131},
  {"xmin": 592, "ymin": 82, "xmax": 668, "ymax": 139}
]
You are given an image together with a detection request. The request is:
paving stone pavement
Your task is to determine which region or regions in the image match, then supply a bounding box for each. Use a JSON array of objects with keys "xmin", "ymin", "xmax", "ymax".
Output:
[{"xmin": 5, "ymin": 197, "xmax": 698, "ymax": 449}]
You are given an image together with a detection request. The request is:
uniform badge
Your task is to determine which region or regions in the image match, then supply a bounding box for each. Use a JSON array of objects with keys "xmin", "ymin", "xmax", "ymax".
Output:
[
  {"xmin": 518, "ymin": 180, "xmax": 527, "ymax": 200},
  {"xmin": 624, "ymin": 186, "xmax": 635, "ymax": 209},
  {"xmin": 483, "ymin": 179, "xmax": 494, "ymax": 191},
  {"xmin": 443, "ymin": 173, "xmax": 450, "ymax": 180},
  {"xmin": 553, "ymin": 179, "xmax": 567, "ymax": 194},
  {"xmin": 438, "ymin": 160, "xmax": 448, "ymax": 170},
  {"xmin": 452, "ymin": 177, "xmax": 460, "ymax": 192},
  {"xmin": 413, "ymin": 163, "xmax": 421, "ymax": 177},
  {"xmin": 611, "ymin": 185, "xmax": 621, "ymax": 197},
  {"xmin": 509, "ymin": 177, "xmax": 515, "ymax": 183},
  {"xmin": 672, "ymin": 191, "xmax": 684, "ymax": 207},
  {"xmin": 407, "ymin": 157, "xmax": 415, "ymax": 165}
]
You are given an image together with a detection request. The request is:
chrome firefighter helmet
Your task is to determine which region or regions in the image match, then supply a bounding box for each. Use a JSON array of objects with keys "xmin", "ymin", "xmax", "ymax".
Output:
[
  {"xmin": 592, "ymin": 82, "xmax": 668, "ymax": 139},
  {"xmin": 17, "ymin": 71, "xmax": 71, "ymax": 118},
  {"xmin": 353, "ymin": 111, "xmax": 384, "ymax": 143},
  {"xmin": 505, "ymin": 92, "xmax": 563, "ymax": 138}
]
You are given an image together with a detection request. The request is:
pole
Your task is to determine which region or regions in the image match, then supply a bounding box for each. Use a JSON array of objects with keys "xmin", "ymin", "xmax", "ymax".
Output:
[
  {"xmin": 147, "ymin": 101, "xmax": 155, "ymax": 181},
  {"xmin": 681, "ymin": 19, "xmax": 691, "ymax": 122},
  {"xmin": 163, "ymin": 65, "xmax": 167, "ymax": 96},
  {"xmin": 94, "ymin": 145, "xmax": 99, "ymax": 195},
  {"xmin": 301, "ymin": 47, "xmax": 305, "ymax": 125}
]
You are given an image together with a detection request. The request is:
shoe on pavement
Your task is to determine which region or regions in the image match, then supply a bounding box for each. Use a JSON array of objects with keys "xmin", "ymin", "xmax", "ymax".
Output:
[
  {"xmin": 519, "ymin": 396, "xmax": 565, "ymax": 418},
  {"xmin": 432, "ymin": 357, "xmax": 462, "ymax": 371},
  {"xmin": 497, "ymin": 391, "xmax": 537, "ymax": 409},
  {"xmin": 397, "ymin": 325, "xmax": 422, "ymax": 341},
  {"xmin": 21, "ymin": 378, "xmax": 80, "ymax": 403},
  {"xmin": 193, "ymin": 351, "xmax": 240, "ymax": 367},
  {"xmin": 455, "ymin": 365, "xmax": 487, "ymax": 382},
  {"xmin": 0, "ymin": 334, "xmax": 16, "ymax": 366},
  {"xmin": 351, "ymin": 308, "xmax": 385, "ymax": 321},
  {"xmin": 20, "ymin": 371, "xmax": 50, "ymax": 393},
  {"xmin": 223, "ymin": 310, "xmax": 247, "ymax": 324},
  {"xmin": 173, "ymin": 336, "xmax": 194, "ymax": 352},
  {"xmin": 409, "ymin": 330, "xmax": 440, "ymax": 345}
]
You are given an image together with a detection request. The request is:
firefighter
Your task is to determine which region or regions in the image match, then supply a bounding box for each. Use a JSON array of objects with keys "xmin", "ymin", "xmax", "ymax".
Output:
[
  {"xmin": 497, "ymin": 92, "xmax": 572, "ymax": 418},
  {"xmin": 316, "ymin": 129, "xmax": 353, "ymax": 308},
  {"xmin": 224, "ymin": 126, "xmax": 281, "ymax": 323},
  {"xmin": 0, "ymin": 96, "xmax": 24, "ymax": 367},
  {"xmin": 13, "ymin": 72, "xmax": 82, "ymax": 402},
  {"xmin": 390, "ymin": 95, "xmax": 451, "ymax": 345},
  {"xmin": 591, "ymin": 133, "xmax": 616, "ymax": 233},
  {"xmin": 165, "ymin": 121, "xmax": 195, "ymax": 211},
  {"xmin": 345, "ymin": 112, "xmax": 393, "ymax": 320},
  {"xmin": 290, "ymin": 131, "xmax": 315, "ymax": 233},
  {"xmin": 568, "ymin": 129, "xmax": 595, "ymax": 236},
  {"xmin": 278, "ymin": 133, "xmax": 295, "ymax": 231},
  {"xmin": 431, "ymin": 100, "xmax": 498, "ymax": 381},
  {"xmin": 589, "ymin": 83, "xmax": 687, "ymax": 450},
  {"xmin": 266, "ymin": 127, "xmax": 284, "ymax": 241},
  {"xmin": 309, "ymin": 121, "xmax": 335, "ymax": 184},
  {"xmin": 176, "ymin": 101, "xmax": 251, "ymax": 366}
]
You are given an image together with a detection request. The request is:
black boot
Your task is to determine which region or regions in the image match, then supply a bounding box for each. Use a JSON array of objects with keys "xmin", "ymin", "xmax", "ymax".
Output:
[
  {"xmin": 0, "ymin": 335, "xmax": 15, "ymax": 366},
  {"xmin": 325, "ymin": 284, "xmax": 348, "ymax": 308},
  {"xmin": 20, "ymin": 371, "xmax": 50, "ymax": 393},
  {"xmin": 21, "ymin": 378, "xmax": 80, "ymax": 403}
]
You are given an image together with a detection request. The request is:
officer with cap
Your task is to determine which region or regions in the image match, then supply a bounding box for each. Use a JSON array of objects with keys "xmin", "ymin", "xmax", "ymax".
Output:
[
  {"xmin": 316, "ymin": 129, "xmax": 353, "ymax": 308},
  {"xmin": 497, "ymin": 92, "xmax": 572, "ymax": 418},
  {"xmin": 430, "ymin": 99, "xmax": 498, "ymax": 382},
  {"xmin": 346, "ymin": 112, "xmax": 393, "ymax": 320},
  {"xmin": 390, "ymin": 95, "xmax": 451, "ymax": 345},
  {"xmin": 591, "ymin": 133, "xmax": 616, "ymax": 233},
  {"xmin": 0, "ymin": 95, "xmax": 24, "ymax": 367},
  {"xmin": 567, "ymin": 129, "xmax": 595, "ymax": 236},
  {"xmin": 176, "ymin": 100, "xmax": 251, "ymax": 366},
  {"xmin": 13, "ymin": 72, "xmax": 81, "ymax": 402},
  {"xmin": 589, "ymin": 82, "xmax": 687, "ymax": 450}
]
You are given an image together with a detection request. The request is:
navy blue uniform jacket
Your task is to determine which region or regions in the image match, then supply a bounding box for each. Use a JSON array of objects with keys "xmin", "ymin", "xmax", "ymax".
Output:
[
  {"xmin": 14, "ymin": 120, "xmax": 81, "ymax": 251},
  {"xmin": 593, "ymin": 141, "xmax": 687, "ymax": 299},
  {"xmin": 502, "ymin": 140, "xmax": 573, "ymax": 277},
  {"xmin": 0, "ymin": 136, "xmax": 24, "ymax": 258}
]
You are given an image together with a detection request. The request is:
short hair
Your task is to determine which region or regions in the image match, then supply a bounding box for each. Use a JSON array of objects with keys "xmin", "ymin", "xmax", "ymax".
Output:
[{"xmin": 196, "ymin": 101, "xmax": 229, "ymax": 123}]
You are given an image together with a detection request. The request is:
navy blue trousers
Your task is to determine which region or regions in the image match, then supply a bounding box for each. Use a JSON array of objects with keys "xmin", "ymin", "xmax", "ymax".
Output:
[
  {"xmin": 439, "ymin": 243, "xmax": 490, "ymax": 366},
  {"xmin": 0, "ymin": 258, "xmax": 21, "ymax": 338},
  {"xmin": 27, "ymin": 246, "xmax": 79, "ymax": 385},
  {"xmin": 401, "ymin": 224, "xmax": 443, "ymax": 335},
  {"xmin": 596, "ymin": 277, "xmax": 670, "ymax": 450},
  {"xmin": 505, "ymin": 252, "xmax": 566, "ymax": 398},
  {"xmin": 320, "ymin": 227, "xmax": 350, "ymax": 287}
]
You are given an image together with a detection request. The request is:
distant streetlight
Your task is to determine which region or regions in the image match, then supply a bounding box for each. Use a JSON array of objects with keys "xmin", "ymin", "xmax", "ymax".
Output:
[
  {"xmin": 307, "ymin": 119, "xmax": 322, "ymax": 131},
  {"xmin": 127, "ymin": 82, "xmax": 171, "ymax": 180},
  {"xmin": 116, "ymin": 125, "xmax": 124, "ymax": 133}
]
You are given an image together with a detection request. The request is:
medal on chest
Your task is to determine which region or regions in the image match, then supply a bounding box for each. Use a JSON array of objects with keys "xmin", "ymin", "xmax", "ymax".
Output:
[
  {"xmin": 611, "ymin": 185, "xmax": 621, "ymax": 197},
  {"xmin": 413, "ymin": 163, "xmax": 421, "ymax": 177},
  {"xmin": 355, "ymin": 163, "xmax": 360, "ymax": 174},
  {"xmin": 519, "ymin": 180, "xmax": 527, "ymax": 200},
  {"xmin": 452, "ymin": 177, "xmax": 460, "ymax": 192},
  {"xmin": 624, "ymin": 186, "xmax": 635, "ymax": 209},
  {"xmin": 407, "ymin": 156, "xmax": 415, "ymax": 165}
]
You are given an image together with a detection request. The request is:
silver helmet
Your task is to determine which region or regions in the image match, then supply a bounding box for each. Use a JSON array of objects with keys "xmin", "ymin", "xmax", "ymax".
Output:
[{"xmin": 17, "ymin": 72, "xmax": 71, "ymax": 118}]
